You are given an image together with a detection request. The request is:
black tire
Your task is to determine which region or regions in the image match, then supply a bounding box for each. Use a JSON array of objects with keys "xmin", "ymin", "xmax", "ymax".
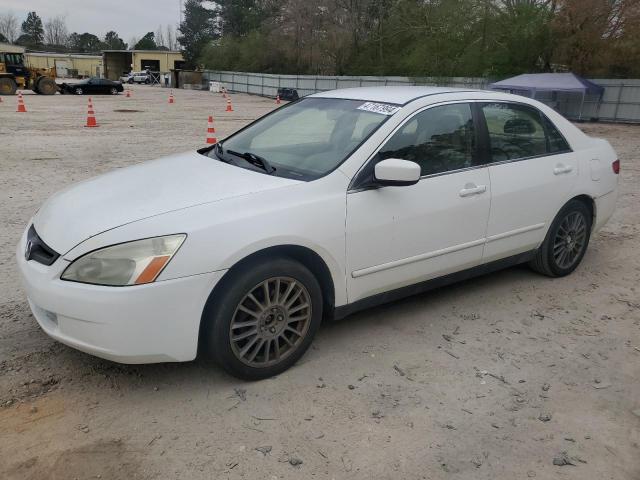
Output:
[
  {"xmin": 74, "ymin": 87, "xmax": 83, "ymax": 95},
  {"xmin": 0, "ymin": 77, "xmax": 17, "ymax": 95},
  {"xmin": 202, "ymin": 257, "xmax": 323, "ymax": 380},
  {"xmin": 110, "ymin": 87, "xmax": 118, "ymax": 95},
  {"xmin": 144, "ymin": 78, "xmax": 150, "ymax": 84},
  {"xmin": 128, "ymin": 78, "xmax": 134, "ymax": 84},
  {"xmin": 36, "ymin": 77, "xmax": 58, "ymax": 95},
  {"xmin": 529, "ymin": 199, "xmax": 592, "ymax": 277}
]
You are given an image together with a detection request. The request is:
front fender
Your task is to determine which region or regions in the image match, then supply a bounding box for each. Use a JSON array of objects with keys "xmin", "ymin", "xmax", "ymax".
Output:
[{"xmin": 63, "ymin": 172, "xmax": 351, "ymax": 306}]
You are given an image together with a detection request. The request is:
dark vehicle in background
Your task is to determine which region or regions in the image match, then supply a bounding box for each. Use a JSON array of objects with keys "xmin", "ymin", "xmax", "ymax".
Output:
[
  {"xmin": 277, "ymin": 87, "xmax": 299, "ymax": 101},
  {"xmin": 60, "ymin": 77, "xmax": 124, "ymax": 95}
]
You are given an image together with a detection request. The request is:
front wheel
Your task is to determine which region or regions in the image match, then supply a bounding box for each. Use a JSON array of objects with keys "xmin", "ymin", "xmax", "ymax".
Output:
[
  {"xmin": 75, "ymin": 87, "xmax": 84, "ymax": 95},
  {"xmin": 530, "ymin": 199, "xmax": 592, "ymax": 277},
  {"xmin": 202, "ymin": 257, "xmax": 323, "ymax": 380},
  {"xmin": 0, "ymin": 77, "xmax": 17, "ymax": 95},
  {"xmin": 110, "ymin": 87, "xmax": 118, "ymax": 95}
]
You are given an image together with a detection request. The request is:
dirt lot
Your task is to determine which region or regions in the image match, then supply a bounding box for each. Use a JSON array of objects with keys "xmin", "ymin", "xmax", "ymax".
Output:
[{"xmin": 1, "ymin": 86, "xmax": 639, "ymax": 480}]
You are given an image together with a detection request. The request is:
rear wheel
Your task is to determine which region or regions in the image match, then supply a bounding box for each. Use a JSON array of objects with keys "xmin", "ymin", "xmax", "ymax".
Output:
[
  {"xmin": 0, "ymin": 77, "xmax": 17, "ymax": 95},
  {"xmin": 109, "ymin": 87, "xmax": 118, "ymax": 95},
  {"xmin": 74, "ymin": 87, "xmax": 84, "ymax": 95},
  {"xmin": 36, "ymin": 77, "xmax": 57, "ymax": 95},
  {"xmin": 530, "ymin": 200, "xmax": 592, "ymax": 277},
  {"xmin": 202, "ymin": 257, "xmax": 322, "ymax": 380}
]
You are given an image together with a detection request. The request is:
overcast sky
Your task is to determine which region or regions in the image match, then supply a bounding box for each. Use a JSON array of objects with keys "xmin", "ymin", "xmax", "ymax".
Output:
[{"xmin": 1, "ymin": 0, "xmax": 183, "ymax": 43}]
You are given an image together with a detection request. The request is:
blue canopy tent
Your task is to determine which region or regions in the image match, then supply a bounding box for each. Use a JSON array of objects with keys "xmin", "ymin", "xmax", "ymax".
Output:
[{"xmin": 489, "ymin": 73, "xmax": 604, "ymax": 120}]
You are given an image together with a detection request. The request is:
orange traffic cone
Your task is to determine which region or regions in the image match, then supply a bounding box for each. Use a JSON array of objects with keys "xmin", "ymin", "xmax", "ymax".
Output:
[
  {"xmin": 276, "ymin": 95, "xmax": 281, "ymax": 105},
  {"xmin": 85, "ymin": 97, "xmax": 98, "ymax": 128},
  {"xmin": 16, "ymin": 92, "xmax": 26, "ymax": 112},
  {"xmin": 226, "ymin": 98, "xmax": 233, "ymax": 112},
  {"xmin": 168, "ymin": 91, "xmax": 175, "ymax": 104},
  {"xmin": 206, "ymin": 116, "xmax": 217, "ymax": 144},
  {"xmin": 125, "ymin": 89, "xmax": 131, "ymax": 98}
]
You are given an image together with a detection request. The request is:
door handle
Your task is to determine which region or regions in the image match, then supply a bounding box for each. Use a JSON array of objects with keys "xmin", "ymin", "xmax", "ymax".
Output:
[
  {"xmin": 553, "ymin": 164, "xmax": 573, "ymax": 175},
  {"xmin": 459, "ymin": 183, "xmax": 487, "ymax": 197}
]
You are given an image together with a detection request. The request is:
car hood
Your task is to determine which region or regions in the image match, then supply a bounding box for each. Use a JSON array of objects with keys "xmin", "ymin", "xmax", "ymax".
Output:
[{"xmin": 33, "ymin": 150, "xmax": 300, "ymax": 254}]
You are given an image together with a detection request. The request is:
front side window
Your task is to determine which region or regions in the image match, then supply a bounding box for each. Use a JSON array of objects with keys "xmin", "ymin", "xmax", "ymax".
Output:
[
  {"xmin": 213, "ymin": 98, "xmax": 392, "ymax": 180},
  {"xmin": 378, "ymin": 103, "xmax": 477, "ymax": 176},
  {"xmin": 481, "ymin": 103, "xmax": 561, "ymax": 162}
]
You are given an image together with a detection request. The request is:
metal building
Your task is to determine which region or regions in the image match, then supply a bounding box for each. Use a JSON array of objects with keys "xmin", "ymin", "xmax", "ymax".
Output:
[
  {"xmin": 25, "ymin": 52, "xmax": 103, "ymax": 78},
  {"xmin": 103, "ymin": 50, "xmax": 185, "ymax": 80}
]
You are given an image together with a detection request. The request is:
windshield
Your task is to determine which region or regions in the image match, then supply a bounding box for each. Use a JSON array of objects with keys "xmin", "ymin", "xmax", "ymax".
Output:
[
  {"xmin": 211, "ymin": 97, "xmax": 394, "ymax": 180},
  {"xmin": 3, "ymin": 53, "xmax": 24, "ymax": 66}
]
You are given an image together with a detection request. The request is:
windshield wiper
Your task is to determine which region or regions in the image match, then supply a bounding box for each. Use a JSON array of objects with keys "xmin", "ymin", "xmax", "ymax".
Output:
[
  {"xmin": 227, "ymin": 149, "xmax": 276, "ymax": 174},
  {"xmin": 210, "ymin": 142, "xmax": 231, "ymax": 163}
]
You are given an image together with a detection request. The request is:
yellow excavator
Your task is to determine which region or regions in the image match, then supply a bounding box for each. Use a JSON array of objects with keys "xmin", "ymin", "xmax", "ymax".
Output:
[{"xmin": 0, "ymin": 50, "xmax": 58, "ymax": 95}]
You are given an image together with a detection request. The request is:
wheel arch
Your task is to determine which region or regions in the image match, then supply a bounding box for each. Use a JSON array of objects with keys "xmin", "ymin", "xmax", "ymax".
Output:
[{"xmin": 570, "ymin": 194, "xmax": 596, "ymax": 228}]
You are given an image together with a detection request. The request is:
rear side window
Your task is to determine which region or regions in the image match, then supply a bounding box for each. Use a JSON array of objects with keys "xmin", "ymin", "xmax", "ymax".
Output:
[
  {"xmin": 481, "ymin": 103, "xmax": 572, "ymax": 162},
  {"xmin": 481, "ymin": 103, "xmax": 548, "ymax": 162},
  {"xmin": 542, "ymin": 115, "xmax": 571, "ymax": 153},
  {"xmin": 378, "ymin": 103, "xmax": 477, "ymax": 176}
]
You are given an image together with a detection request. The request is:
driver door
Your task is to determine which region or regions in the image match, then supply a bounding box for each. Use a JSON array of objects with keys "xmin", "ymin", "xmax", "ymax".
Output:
[{"xmin": 345, "ymin": 102, "xmax": 491, "ymax": 303}]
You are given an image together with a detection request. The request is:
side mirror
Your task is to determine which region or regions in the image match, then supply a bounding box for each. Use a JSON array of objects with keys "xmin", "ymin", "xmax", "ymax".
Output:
[{"xmin": 374, "ymin": 158, "xmax": 421, "ymax": 187}]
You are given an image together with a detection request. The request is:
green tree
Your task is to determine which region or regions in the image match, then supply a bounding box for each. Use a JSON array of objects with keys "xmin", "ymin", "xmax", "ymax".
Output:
[
  {"xmin": 198, "ymin": 0, "xmax": 640, "ymax": 78},
  {"xmin": 134, "ymin": 32, "xmax": 157, "ymax": 50},
  {"xmin": 218, "ymin": 0, "xmax": 278, "ymax": 37},
  {"xmin": 104, "ymin": 31, "xmax": 127, "ymax": 50},
  {"xmin": 178, "ymin": 0, "xmax": 220, "ymax": 68},
  {"xmin": 21, "ymin": 11, "xmax": 44, "ymax": 45},
  {"xmin": 68, "ymin": 32, "xmax": 104, "ymax": 53}
]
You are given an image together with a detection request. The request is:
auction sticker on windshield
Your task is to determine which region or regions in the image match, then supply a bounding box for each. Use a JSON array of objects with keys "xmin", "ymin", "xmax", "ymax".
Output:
[{"xmin": 357, "ymin": 102, "xmax": 401, "ymax": 116}]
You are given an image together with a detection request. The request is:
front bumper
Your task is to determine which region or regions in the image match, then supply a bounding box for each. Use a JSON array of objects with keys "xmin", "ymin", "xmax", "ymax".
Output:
[{"xmin": 16, "ymin": 228, "xmax": 226, "ymax": 363}]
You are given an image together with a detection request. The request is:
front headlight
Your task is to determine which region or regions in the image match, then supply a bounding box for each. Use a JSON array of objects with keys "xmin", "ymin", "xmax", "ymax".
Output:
[{"xmin": 61, "ymin": 234, "xmax": 186, "ymax": 286}]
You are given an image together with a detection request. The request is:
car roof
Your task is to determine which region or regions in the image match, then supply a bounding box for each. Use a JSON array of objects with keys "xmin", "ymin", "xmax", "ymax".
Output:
[{"xmin": 310, "ymin": 86, "xmax": 483, "ymax": 105}]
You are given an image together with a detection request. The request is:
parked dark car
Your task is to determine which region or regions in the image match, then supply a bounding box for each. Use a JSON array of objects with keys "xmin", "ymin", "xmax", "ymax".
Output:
[
  {"xmin": 277, "ymin": 87, "xmax": 299, "ymax": 101},
  {"xmin": 60, "ymin": 77, "xmax": 124, "ymax": 95}
]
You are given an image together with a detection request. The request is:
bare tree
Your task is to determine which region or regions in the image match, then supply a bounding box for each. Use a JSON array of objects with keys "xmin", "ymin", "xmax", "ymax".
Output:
[
  {"xmin": 0, "ymin": 12, "xmax": 20, "ymax": 43},
  {"xmin": 166, "ymin": 24, "xmax": 177, "ymax": 49},
  {"xmin": 155, "ymin": 25, "xmax": 166, "ymax": 47},
  {"xmin": 44, "ymin": 15, "xmax": 68, "ymax": 46}
]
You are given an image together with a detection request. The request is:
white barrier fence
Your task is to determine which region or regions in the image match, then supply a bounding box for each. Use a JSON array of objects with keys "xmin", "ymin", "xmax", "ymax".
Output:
[{"xmin": 202, "ymin": 70, "xmax": 640, "ymax": 123}]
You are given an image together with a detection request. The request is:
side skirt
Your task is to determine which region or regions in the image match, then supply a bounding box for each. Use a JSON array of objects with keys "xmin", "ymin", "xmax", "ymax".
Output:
[{"xmin": 331, "ymin": 250, "xmax": 537, "ymax": 321}]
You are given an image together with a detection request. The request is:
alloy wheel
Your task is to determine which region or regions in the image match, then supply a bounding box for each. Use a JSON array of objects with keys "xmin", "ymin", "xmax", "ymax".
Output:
[
  {"xmin": 553, "ymin": 211, "xmax": 588, "ymax": 269},
  {"xmin": 229, "ymin": 276, "xmax": 312, "ymax": 368}
]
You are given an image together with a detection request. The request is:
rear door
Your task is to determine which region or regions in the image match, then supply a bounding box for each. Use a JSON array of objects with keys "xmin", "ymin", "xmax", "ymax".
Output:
[
  {"xmin": 346, "ymin": 102, "xmax": 491, "ymax": 302},
  {"xmin": 478, "ymin": 102, "xmax": 577, "ymax": 262},
  {"xmin": 85, "ymin": 79, "xmax": 99, "ymax": 93}
]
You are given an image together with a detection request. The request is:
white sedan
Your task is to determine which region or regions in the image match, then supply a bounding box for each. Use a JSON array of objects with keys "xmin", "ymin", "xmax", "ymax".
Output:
[{"xmin": 17, "ymin": 87, "xmax": 619, "ymax": 379}]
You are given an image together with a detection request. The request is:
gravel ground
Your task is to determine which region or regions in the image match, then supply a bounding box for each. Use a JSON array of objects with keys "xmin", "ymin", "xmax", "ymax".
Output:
[{"xmin": 1, "ymin": 86, "xmax": 639, "ymax": 480}]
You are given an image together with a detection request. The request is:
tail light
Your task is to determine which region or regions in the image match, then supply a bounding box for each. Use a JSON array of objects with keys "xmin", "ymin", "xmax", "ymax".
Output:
[{"xmin": 612, "ymin": 159, "xmax": 620, "ymax": 174}]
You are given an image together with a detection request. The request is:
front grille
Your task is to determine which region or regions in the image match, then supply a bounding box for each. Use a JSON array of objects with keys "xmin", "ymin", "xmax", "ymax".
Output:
[{"xmin": 25, "ymin": 225, "xmax": 59, "ymax": 266}]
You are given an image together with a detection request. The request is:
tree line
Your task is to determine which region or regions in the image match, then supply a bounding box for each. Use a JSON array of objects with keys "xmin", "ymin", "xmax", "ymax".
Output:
[
  {"xmin": 0, "ymin": 11, "xmax": 179, "ymax": 53},
  {"xmin": 180, "ymin": 0, "xmax": 640, "ymax": 78}
]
